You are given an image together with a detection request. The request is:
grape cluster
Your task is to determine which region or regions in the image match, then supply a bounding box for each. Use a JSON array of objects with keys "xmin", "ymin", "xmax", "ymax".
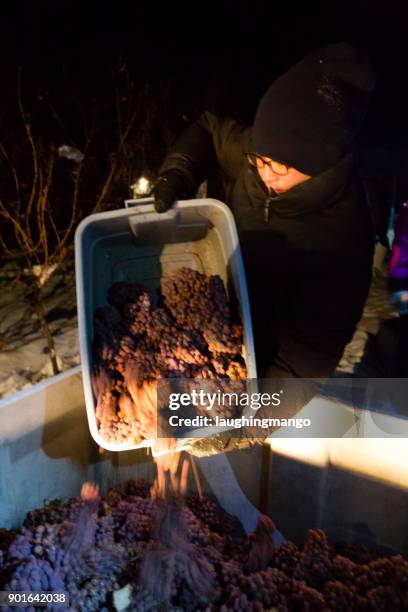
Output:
[
  {"xmin": 163, "ymin": 268, "xmax": 242, "ymax": 355},
  {"xmin": 323, "ymin": 579, "xmax": 357, "ymax": 610},
  {"xmin": 392, "ymin": 554, "xmax": 408, "ymax": 589},
  {"xmin": 1, "ymin": 481, "xmax": 408, "ymax": 611},
  {"xmin": 91, "ymin": 268, "xmax": 248, "ymax": 445},
  {"xmin": 289, "ymin": 580, "xmax": 328, "ymax": 610},
  {"xmin": 92, "ymin": 306, "xmax": 127, "ymax": 368},
  {"xmin": 331, "ymin": 541, "xmax": 380, "ymax": 564},
  {"xmin": 104, "ymin": 478, "xmax": 151, "ymax": 502},
  {"xmin": 274, "ymin": 540, "xmax": 301, "ymax": 577},
  {"xmin": 107, "ymin": 282, "xmax": 151, "ymax": 317},
  {"xmin": 137, "ymin": 499, "xmax": 218, "ymax": 609},
  {"xmin": 186, "ymin": 494, "xmax": 244, "ymax": 537},
  {"xmin": 112, "ymin": 499, "xmax": 155, "ymax": 545},
  {"xmin": 24, "ymin": 499, "xmax": 76, "ymax": 529},
  {"xmin": 1, "ymin": 489, "xmax": 126, "ymax": 611},
  {"xmin": 98, "ymin": 417, "xmax": 143, "ymax": 446},
  {"xmin": 333, "ymin": 554, "xmax": 372, "ymax": 592},
  {"xmin": 367, "ymin": 584, "xmax": 405, "ymax": 610},
  {"xmin": 294, "ymin": 528, "xmax": 332, "ymax": 587}
]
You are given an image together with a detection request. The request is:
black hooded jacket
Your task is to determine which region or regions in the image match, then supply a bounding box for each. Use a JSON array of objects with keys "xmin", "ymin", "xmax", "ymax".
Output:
[{"xmin": 160, "ymin": 111, "xmax": 374, "ymax": 378}]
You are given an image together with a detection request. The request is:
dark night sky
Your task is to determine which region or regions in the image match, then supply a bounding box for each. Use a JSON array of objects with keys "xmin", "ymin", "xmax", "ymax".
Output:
[{"xmin": 0, "ymin": 0, "xmax": 408, "ymax": 145}]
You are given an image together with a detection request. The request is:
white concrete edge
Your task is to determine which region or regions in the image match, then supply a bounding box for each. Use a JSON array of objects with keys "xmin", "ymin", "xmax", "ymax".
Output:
[{"xmin": 0, "ymin": 365, "xmax": 82, "ymax": 408}]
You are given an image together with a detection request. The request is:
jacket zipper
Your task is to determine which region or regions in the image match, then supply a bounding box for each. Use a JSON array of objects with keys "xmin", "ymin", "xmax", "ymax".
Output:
[{"xmin": 264, "ymin": 196, "xmax": 272, "ymax": 223}]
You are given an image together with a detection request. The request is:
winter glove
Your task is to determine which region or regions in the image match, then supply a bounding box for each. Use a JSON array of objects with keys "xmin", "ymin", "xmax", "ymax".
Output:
[{"xmin": 151, "ymin": 170, "xmax": 192, "ymax": 213}]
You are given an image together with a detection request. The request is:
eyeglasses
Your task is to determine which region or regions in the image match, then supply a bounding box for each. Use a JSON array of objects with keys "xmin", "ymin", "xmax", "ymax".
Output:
[{"xmin": 246, "ymin": 152, "xmax": 289, "ymax": 176}]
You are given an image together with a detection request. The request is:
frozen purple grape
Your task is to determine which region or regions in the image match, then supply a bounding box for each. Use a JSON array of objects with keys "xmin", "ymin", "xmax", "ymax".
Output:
[{"xmin": 1, "ymin": 481, "xmax": 407, "ymax": 611}]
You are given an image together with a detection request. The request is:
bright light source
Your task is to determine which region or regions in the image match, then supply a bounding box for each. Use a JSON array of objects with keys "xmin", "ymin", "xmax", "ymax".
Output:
[
  {"xmin": 266, "ymin": 395, "xmax": 408, "ymax": 490},
  {"xmin": 268, "ymin": 438, "xmax": 329, "ymax": 468},
  {"xmin": 130, "ymin": 176, "xmax": 152, "ymax": 198},
  {"xmin": 328, "ymin": 438, "xmax": 408, "ymax": 490}
]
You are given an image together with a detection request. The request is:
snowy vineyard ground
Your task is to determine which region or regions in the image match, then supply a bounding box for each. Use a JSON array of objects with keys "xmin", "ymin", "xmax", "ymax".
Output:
[
  {"xmin": 0, "ymin": 260, "xmax": 79, "ymax": 397},
  {"xmin": 0, "ymin": 248, "xmax": 400, "ymax": 399}
]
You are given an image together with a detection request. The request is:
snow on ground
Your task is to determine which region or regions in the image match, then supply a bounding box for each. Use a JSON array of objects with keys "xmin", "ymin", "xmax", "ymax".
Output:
[
  {"xmin": 0, "ymin": 246, "xmax": 401, "ymax": 399},
  {"xmin": 337, "ymin": 259, "xmax": 399, "ymax": 375},
  {"xmin": 0, "ymin": 261, "xmax": 80, "ymax": 398}
]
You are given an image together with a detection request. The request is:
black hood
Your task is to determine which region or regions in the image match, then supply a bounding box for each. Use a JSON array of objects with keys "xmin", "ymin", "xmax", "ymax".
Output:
[{"xmin": 252, "ymin": 41, "xmax": 376, "ymax": 175}]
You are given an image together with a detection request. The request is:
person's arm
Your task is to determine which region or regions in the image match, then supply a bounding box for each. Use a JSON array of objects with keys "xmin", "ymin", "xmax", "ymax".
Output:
[
  {"xmin": 152, "ymin": 112, "xmax": 250, "ymax": 212},
  {"xmin": 152, "ymin": 113, "xmax": 217, "ymax": 212}
]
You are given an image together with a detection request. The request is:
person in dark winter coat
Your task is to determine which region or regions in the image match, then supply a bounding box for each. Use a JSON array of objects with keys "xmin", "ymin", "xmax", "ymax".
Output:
[{"xmin": 153, "ymin": 41, "xmax": 376, "ymax": 382}]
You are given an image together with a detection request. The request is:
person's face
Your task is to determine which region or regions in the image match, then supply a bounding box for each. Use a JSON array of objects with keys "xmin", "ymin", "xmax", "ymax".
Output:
[{"xmin": 249, "ymin": 154, "xmax": 312, "ymax": 195}]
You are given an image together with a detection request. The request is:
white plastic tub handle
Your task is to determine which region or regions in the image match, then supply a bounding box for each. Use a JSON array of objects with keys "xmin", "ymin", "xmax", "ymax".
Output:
[{"xmin": 124, "ymin": 197, "xmax": 155, "ymax": 208}]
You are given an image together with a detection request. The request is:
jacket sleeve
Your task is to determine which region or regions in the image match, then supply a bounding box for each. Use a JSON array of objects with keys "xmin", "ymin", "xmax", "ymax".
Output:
[
  {"xmin": 159, "ymin": 117, "xmax": 216, "ymax": 193},
  {"xmin": 159, "ymin": 111, "xmax": 250, "ymax": 191}
]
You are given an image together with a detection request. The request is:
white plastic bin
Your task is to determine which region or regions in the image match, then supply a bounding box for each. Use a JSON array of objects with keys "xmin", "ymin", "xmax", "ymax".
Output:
[
  {"xmin": 1, "ymin": 370, "xmax": 407, "ymax": 556},
  {"xmin": 75, "ymin": 199, "xmax": 257, "ymax": 452}
]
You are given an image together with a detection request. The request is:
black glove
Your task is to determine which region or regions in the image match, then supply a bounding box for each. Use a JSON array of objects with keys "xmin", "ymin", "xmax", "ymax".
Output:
[{"xmin": 151, "ymin": 170, "xmax": 192, "ymax": 213}]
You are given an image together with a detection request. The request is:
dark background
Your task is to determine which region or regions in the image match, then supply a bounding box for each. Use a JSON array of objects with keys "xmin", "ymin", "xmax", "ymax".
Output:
[
  {"xmin": 0, "ymin": 0, "xmax": 407, "ymax": 142},
  {"xmin": 0, "ymin": 0, "xmax": 408, "ymax": 226}
]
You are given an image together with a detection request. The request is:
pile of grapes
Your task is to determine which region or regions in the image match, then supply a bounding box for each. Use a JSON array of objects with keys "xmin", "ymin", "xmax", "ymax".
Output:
[
  {"xmin": 91, "ymin": 268, "xmax": 247, "ymax": 445},
  {"xmin": 0, "ymin": 479, "xmax": 407, "ymax": 611}
]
